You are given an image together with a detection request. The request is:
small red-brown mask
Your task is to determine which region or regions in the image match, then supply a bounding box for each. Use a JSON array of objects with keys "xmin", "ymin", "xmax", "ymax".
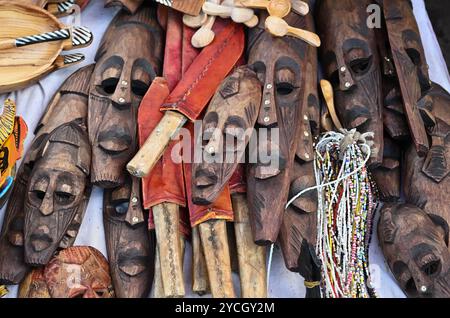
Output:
[
  {"xmin": 192, "ymin": 66, "xmax": 261, "ymax": 205},
  {"xmin": 379, "ymin": 204, "xmax": 450, "ymax": 298},
  {"xmin": 88, "ymin": 5, "xmax": 163, "ymax": 188},
  {"xmin": 318, "ymin": 0, "xmax": 383, "ymax": 166},
  {"xmin": 103, "ymin": 176, "xmax": 153, "ymax": 298},
  {"xmin": 20, "ymin": 246, "xmax": 114, "ymax": 298},
  {"xmin": 24, "ymin": 123, "xmax": 91, "ymax": 266}
]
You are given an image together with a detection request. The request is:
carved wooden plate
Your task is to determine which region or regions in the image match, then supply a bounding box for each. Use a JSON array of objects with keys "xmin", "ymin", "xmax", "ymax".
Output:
[{"xmin": 0, "ymin": 1, "xmax": 92, "ymax": 94}]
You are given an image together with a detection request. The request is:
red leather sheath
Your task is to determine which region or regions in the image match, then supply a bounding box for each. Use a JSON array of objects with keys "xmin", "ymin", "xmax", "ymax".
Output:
[
  {"xmin": 229, "ymin": 164, "xmax": 247, "ymax": 195},
  {"xmin": 160, "ymin": 21, "xmax": 245, "ymax": 121}
]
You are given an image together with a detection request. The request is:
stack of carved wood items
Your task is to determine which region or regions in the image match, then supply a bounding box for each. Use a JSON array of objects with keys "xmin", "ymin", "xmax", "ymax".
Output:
[{"xmin": 0, "ymin": 0, "xmax": 449, "ymax": 298}]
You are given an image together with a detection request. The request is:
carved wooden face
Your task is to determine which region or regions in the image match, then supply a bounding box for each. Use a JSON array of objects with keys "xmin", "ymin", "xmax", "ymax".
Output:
[
  {"xmin": 20, "ymin": 246, "xmax": 114, "ymax": 298},
  {"xmin": 24, "ymin": 124, "xmax": 90, "ymax": 266},
  {"xmin": 192, "ymin": 67, "xmax": 261, "ymax": 205},
  {"xmin": 103, "ymin": 176, "xmax": 153, "ymax": 298},
  {"xmin": 89, "ymin": 7, "xmax": 163, "ymax": 188},
  {"xmin": 379, "ymin": 204, "xmax": 450, "ymax": 298},
  {"xmin": 318, "ymin": 0, "xmax": 383, "ymax": 165}
]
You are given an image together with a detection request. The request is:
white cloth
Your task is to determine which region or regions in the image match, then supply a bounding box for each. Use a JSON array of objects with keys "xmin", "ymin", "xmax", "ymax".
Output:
[{"xmin": 1, "ymin": 0, "xmax": 449, "ymax": 298}]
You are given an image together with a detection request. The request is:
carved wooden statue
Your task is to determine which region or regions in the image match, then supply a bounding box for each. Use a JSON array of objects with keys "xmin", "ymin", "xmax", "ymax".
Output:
[
  {"xmin": 317, "ymin": 0, "xmax": 384, "ymax": 166},
  {"xmin": 0, "ymin": 65, "xmax": 92, "ymax": 284},
  {"xmin": 103, "ymin": 175, "xmax": 154, "ymax": 298},
  {"xmin": 192, "ymin": 66, "xmax": 262, "ymax": 205},
  {"xmin": 88, "ymin": 4, "xmax": 163, "ymax": 188},
  {"xmin": 246, "ymin": 11, "xmax": 308, "ymax": 244},
  {"xmin": 19, "ymin": 246, "xmax": 114, "ymax": 298}
]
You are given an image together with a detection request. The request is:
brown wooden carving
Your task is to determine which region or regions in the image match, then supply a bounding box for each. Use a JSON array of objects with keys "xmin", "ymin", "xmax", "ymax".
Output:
[
  {"xmin": 378, "ymin": 203, "xmax": 450, "ymax": 298},
  {"xmin": 104, "ymin": 0, "xmax": 144, "ymax": 14},
  {"xmin": 246, "ymin": 11, "xmax": 308, "ymax": 244},
  {"xmin": 88, "ymin": 4, "xmax": 163, "ymax": 188},
  {"xmin": 0, "ymin": 65, "xmax": 92, "ymax": 284},
  {"xmin": 191, "ymin": 66, "xmax": 261, "ymax": 206},
  {"xmin": 103, "ymin": 175, "xmax": 154, "ymax": 298},
  {"xmin": 317, "ymin": 0, "xmax": 384, "ymax": 166},
  {"xmin": 19, "ymin": 246, "xmax": 114, "ymax": 298}
]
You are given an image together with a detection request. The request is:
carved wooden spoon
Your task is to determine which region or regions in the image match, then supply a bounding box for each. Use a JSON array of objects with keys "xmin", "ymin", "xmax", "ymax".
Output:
[
  {"xmin": 183, "ymin": 11, "xmax": 208, "ymax": 28},
  {"xmin": 203, "ymin": 1, "xmax": 254, "ymax": 23},
  {"xmin": 320, "ymin": 79, "xmax": 343, "ymax": 130},
  {"xmin": 191, "ymin": 14, "xmax": 216, "ymax": 48},
  {"xmin": 265, "ymin": 16, "xmax": 321, "ymax": 47}
]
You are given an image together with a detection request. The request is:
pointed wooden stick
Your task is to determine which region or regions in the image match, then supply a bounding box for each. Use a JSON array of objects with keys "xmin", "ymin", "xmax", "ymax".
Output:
[
  {"xmin": 192, "ymin": 226, "xmax": 210, "ymax": 296},
  {"xmin": 232, "ymin": 193, "xmax": 267, "ymax": 298},
  {"xmin": 153, "ymin": 202, "xmax": 185, "ymax": 298},
  {"xmin": 199, "ymin": 220, "xmax": 236, "ymax": 298}
]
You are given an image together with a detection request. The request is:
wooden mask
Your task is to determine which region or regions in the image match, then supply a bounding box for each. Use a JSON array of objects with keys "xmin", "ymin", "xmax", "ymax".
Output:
[
  {"xmin": 103, "ymin": 175, "xmax": 154, "ymax": 298},
  {"xmin": 0, "ymin": 65, "xmax": 92, "ymax": 284},
  {"xmin": 88, "ymin": 5, "xmax": 163, "ymax": 188},
  {"xmin": 246, "ymin": 11, "xmax": 308, "ymax": 244},
  {"xmin": 191, "ymin": 66, "xmax": 261, "ymax": 205},
  {"xmin": 379, "ymin": 203, "xmax": 450, "ymax": 298},
  {"xmin": 19, "ymin": 246, "xmax": 114, "ymax": 298},
  {"xmin": 104, "ymin": 0, "xmax": 144, "ymax": 14},
  {"xmin": 24, "ymin": 123, "xmax": 91, "ymax": 266},
  {"xmin": 317, "ymin": 0, "xmax": 383, "ymax": 166}
]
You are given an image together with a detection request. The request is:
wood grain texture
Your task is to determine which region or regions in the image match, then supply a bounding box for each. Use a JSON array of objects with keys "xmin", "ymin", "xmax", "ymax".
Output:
[{"xmin": 191, "ymin": 226, "xmax": 210, "ymax": 296}]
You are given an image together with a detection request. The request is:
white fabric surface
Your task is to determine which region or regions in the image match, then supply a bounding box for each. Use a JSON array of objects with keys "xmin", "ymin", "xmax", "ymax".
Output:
[{"xmin": 1, "ymin": 0, "xmax": 449, "ymax": 298}]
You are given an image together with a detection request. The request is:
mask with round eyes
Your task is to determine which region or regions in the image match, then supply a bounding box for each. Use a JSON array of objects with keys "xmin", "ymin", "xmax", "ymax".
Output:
[
  {"xmin": 192, "ymin": 66, "xmax": 261, "ymax": 206},
  {"xmin": 19, "ymin": 246, "xmax": 115, "ymax": 298},
  {"xmin": 317, "ymin": 0, "xmax": 383, "ymax": 166},
  {"xmin": 88, "ymin": 5, "xmax": 163, "ymax": 188},
  {"xmin": 24, "ymin": 123, "xmax": 91, "ymax": 266},
  {"xmin": 103, "ymin": 176, "xmax": 154, "ymax": 298},
  {"xmin": 246, "ymin": 11, "xmax": 308, "ymax": 244},
  {"xmin": 379, "ymin": 203, "xmax": 450, "ymax": 298}
]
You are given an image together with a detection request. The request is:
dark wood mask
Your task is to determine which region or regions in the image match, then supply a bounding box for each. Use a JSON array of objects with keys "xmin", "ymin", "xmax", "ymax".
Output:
[
  {"xmin": 103, "ymin": 175, "xmax": 154, "ymax": 298},
  {"xmin": 88, "ymin": 5, "xmax": 163, "ymax": 188},
  {"xmin": 246, "ymin": 11, "xmax": 308, "ymax": 244},
  {"xmin": 19, "ymin": 246, "xmax": 114, "ymax": 298},
  {"xmin": 0, "ymin": 65, "xmax": 92, "ymax": 284},
  {"xmin": 24, "ymin": 122, "xmax": 91, "ymax": 266},
  {"xmin": 378, "ymin": 203, "xmax": 450, "ymax": 298},
  {"xmin": 104, "ymin": 0, "xmax": 144, "ymax": 14},
  {"xmin": 191, "ymin": 66, "xmax": 261, "ymax": 206},
  {"xmin": 317, "ymin": 0, "xmax": 384, "ymax": 166}
]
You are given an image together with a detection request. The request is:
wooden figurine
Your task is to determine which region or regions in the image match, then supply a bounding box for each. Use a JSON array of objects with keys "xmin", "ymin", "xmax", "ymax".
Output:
[
  {"xmin": 19, "ymin": 246, "xmax": 115, "ymax": 298},
  {"xmin": 103, "ymin": 175, "xmax": 154, "ymax": 298},
  {"xmin": 104, "ymin": 0, "xmax": 144, "ymax": 14},
  {"xmin": 317, "ymin": 0, "xmax": 384, "ymax": 167},
  {"xmin": 88, "ymin": 4, "xmax": 163, "ymax": 188},
  {"xmin": 0, "ymin": 65, "xmax": 92, "ymax": 284},
  {"xmin": 246, "ymin": 11, "xmax": 308, "ymax": 244},
  {"xmin": 383, "ymin": 0, "xmax": 432, "ymax": 156},
  {"xmin": 0, "ymin": 1, "xmax": 93, "ymax": 94},
  {"xmin": 23, "ymin": 122, "xmax": 91, "ymax": 266},
  {"xmin": 191, "ymin": 66, "xmax": 261, "ymax": 206},
  {"xmin": 378, "ymin": 203, "xmax": 450, "ymax": 298}
]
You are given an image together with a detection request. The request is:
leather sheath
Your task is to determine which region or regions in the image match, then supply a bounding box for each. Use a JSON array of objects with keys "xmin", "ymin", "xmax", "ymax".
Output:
[
  {"xmin": 160, "ymin": 21, "xmax": 245, "ymax": 121},
  {"xmin": 184, "ymin": 124, "xmax": 234, "ymax": 227},
  {"xmin": 229, "ymin": 164, "xmax": 247, "ymax": 195}
]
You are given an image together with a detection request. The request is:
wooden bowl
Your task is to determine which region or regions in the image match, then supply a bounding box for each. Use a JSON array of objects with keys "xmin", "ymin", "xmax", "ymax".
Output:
[{"xmin": 0, "ymin": 1, "xmax": 92, "ymax": 94}]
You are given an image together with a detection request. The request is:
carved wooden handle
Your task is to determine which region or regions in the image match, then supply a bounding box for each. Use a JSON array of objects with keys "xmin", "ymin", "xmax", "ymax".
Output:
[
  {"xmin": 192, "ymin": 227, "xmax": 210, "ymax": 295},
  {"xmin": 127, "ymin": 111, "xmax": 187, "ymax": 178},
  {"xmin": 265, "ymin": 16, "xmax": 321, "ymax": 47},
  {"xmin": 0, "ymin": 39, "xmax": 16, "ymax": 51},
  {"xmin": 320, "ymin": 79, "xmax": 343, "ymax": 130}
]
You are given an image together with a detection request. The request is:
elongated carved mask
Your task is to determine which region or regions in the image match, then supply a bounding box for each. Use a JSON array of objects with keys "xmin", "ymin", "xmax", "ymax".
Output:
[
  {"xmin": 379, "ymin": 204, "xmax": 450, "ymax": 298},
  {"xmin": 88, "ymin": 5, "xmax": 163, "ymax": 188},
  {"xmin": 192, "ymin": 66, "xmax": 261, "ymax": 205},
  {"xmin": 318, "ymin": 0, "xmax": 383, "ymax": 166},
  {"xmin": 19, "ymin": 246, "xmax": 114, "ymax": 298},
  {"xmin": 103, "ymin": 175, "xmax": 154, "ymax": 298},
  {"xmin": 24, "ymin": 123, "xmax": 91, "ymax": 266}
]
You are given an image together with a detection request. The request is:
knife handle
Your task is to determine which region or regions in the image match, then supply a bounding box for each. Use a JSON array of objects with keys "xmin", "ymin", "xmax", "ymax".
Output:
[
  {"xmin": 0, "ymin": 39, "xmax": 16, "ymax": 50},
  {"xmin": 127, "ymin": 111, "xmax": 187, "ymax": 178}
]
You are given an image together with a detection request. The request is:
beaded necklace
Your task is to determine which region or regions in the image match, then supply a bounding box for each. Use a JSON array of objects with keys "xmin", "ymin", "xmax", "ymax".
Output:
[{"xmin": 287, "ymin": 129, "xmax": 378, "ymax": 298}]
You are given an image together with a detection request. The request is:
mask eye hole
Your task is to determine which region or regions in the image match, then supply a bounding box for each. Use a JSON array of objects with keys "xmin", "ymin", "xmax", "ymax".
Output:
[
  {"xmin": 131, "ymin": 80, "xmax": 149, "ymax": 97},
  {"xmin": 32, "ymin": 190, "xmax": 45, "ymax": 201},
  {"xmin": 276, "ymin": 82, "xmax": 295, "ymax": 96},
  {"xmin": 406, "ymin": 48, "xmax": 421, "ymax": 65},
  {"xmin": 405, "ymin": 277, "xmax": 417, "ymax": 293},
  {"xmin": 114, "ymin": 200, "xmax": 129, "ymax": 215},
  {"xmin": 99, "ymin": 78, "xmax": 119, "ymax": 95},
  {"xmin": 329, "ymin": 70, "xmax": 340, "ymax": 88},
  {"xmin": 350, "ymin": 56, "xmax": 372, "ymax": 75},
  {"xmin": 422, "ymin": 259, "xmax": 441, "ymax": 277},
  {"xmin": 55, "ymin": 191, "xmax": 75, "ymax": 204}
]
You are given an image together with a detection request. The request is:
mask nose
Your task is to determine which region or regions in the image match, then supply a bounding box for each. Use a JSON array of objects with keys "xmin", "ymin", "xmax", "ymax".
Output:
[
  {"xmin": 82, "ymin": 287, "xmax": 100, "ymax": 298},
  {"xmin": 258, "ymin": 82, "xmax": 277, "ymax": 126},
  {"xmin": 39, "ymin": 192, "xmax": 54, "ymax": 216},
  {"xmin": 111, "ymin": 78, "xmax": 131, "ymax": 109},
  {"xmin": 204, "ymin": 129, "xmax": 222, "ymax": 156},
  {"xmin": 410, "ymin": 264, "xmax": 434, "ymax": 296},
  {"xmin": 338, "ymin": 65, "xmax": 355, "ymax": 91},
  {"xmin": 125, "ymin": 194, "xmax": 144, "ymax": 227}
]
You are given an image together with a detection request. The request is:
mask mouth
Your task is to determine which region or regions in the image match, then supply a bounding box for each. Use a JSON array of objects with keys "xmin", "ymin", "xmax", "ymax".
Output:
[
  {"xmin": 29, "ymin": 233, "xmax": 53, "ymax": 253},
  {"xmin": 117, "ymin": 249, "xmax": 149, "ymax": 277}
]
